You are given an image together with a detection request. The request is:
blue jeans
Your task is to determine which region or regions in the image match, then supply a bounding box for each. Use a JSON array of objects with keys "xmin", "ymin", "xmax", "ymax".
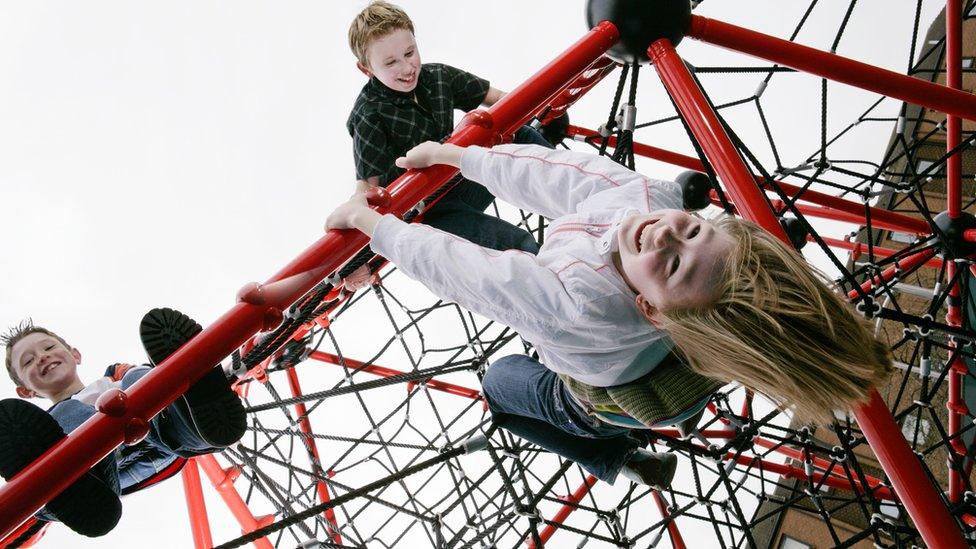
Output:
[
  {"xmin": 482, "ymin": 354, "xmax": 642, "ymax": 484},
  {"xmin": 422, "ymin": 125, "xmax": 552, "ymax": 254},
  {"xmin": 39, "ymin": 366, "xmax": 219, "ymax": 520}
]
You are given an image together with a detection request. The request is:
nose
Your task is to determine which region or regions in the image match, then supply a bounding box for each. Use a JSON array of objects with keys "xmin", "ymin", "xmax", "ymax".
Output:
[{"xmin": 653, "ymin": 225, "xmax": 675, "ymax": 249}]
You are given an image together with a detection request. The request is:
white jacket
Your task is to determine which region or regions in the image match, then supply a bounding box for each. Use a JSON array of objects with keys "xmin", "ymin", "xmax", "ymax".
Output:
[{"xmin": 370, "ymin": 144, "xmax": 683, "ymax": 387}]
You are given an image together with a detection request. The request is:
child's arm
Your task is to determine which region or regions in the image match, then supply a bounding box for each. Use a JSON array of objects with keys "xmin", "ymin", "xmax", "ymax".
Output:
[
  {"xmin": 482, "ymin": 87, "xmax": 505, "ymax": 106},
  {"xmin": 327, "ymin": 197, "xmax": 576, "ymax": 339},
  {"xmin": 351, "ymin": 113, "xmax": 396, "ymax": 191},
  {"xmin": 396, "ymin": 142, "xmax": 652, "ymax": 219}
]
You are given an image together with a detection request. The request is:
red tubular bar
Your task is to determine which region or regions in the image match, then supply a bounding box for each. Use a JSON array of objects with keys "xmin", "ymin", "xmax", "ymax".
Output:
[
  {"xmin": 651, "ymin": 490, "xmax": 687, "ymax": 549},
  {"xmin": 821, "ymin": 236, "xmax": 945, "ymax": 270},
  {"xmin": 526, "ymin": 475, "xmax": 598, "ymax": 549},
  {"xmin": 649, "ymin": 32, "xmax": 966, "ymax": 547},
  {"xmin": 309, "ymin": 351, "xmax": 483, "ymax": 401},
  {"xmin": 285, "ymin": 367, "xmax": 342, "ymax": 544},
  {"xmin": 944, "ymin": 0, "xmax": 966, "ymax": 504},
  {"xmin": 197, "ymin": 455, "xmax": 274, "ymax": 549},
  {"xmin": 649, "ymin": 39, "xmax": 789, "ymax": 241},
  {"xmin": 567, "ymin": 125, "xmax": 931, "ymax": 235},
  {"xmin": 0, "ymin": 22, "xmax": 618, "ymax": 538},
  {"xmin": 847, "ymin": 248, "xmax": 937, "ymax": 301},
  {"xmin": 182, "ymin": 458, "xmax": 215, "ymax": 549},
  {"xmin": 539, "ymin": 57, "xmax": 617, "ymax": 126},
  {"xmin": 687, "ymin": 15, "xmax": 976, "ymax": 123},
  {"xmin": 729, "ymin": 453, "xmax": 893, "ymax": 500}
]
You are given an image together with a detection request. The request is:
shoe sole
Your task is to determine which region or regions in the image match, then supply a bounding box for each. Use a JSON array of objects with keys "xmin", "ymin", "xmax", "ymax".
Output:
[
  {"xmin": 0, "ymin": 399, "xmax": 121, "ymax": 537},
  {"xmin": 139, "ymin": 307, "xmax": 246, "ymax": 447}
]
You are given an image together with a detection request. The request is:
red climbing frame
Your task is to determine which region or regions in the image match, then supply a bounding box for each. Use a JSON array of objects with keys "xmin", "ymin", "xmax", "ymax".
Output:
[{"xmin": 1, "ymin": 5, "xmax": 973, "ymax": 548}]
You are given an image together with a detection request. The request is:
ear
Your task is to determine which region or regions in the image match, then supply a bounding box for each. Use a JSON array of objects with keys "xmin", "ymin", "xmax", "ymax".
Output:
[
  {"xmin": 635, "ymin": 294, "xmax": 663, "ymax": 327},
  {"xmin": 356, "ymin": 61, "xmax": 372, "ymax": 78},
  {"xmin": 16, "ymin": 386, "xmax": 37, "ymax": 399},
  {"xmin": 71, "ymin": 347, "xmax": 82, "ymax": 364}
]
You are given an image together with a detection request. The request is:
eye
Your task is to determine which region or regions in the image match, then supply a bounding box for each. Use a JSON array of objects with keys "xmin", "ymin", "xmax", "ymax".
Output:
[
  {"xmin": 385, "ymin": 61, "xmax": 395, "ymax": 67},
  {"xmin": 24, "ymin": 357, "xmax": 33, "ymax": 366},
  {"xmin": 45, "ymin": 344, "xmax": 55, "ymax": 351},
  {"xmin": 689, "ymin": 226, "xmax": 700, "ymax": 239},
  {"xmin": 669, "ymin": 255, "xmax": 681, "ymax": 277},
  {"xmin": 405, "ymin": 49, "xmax": 414, "ymax": 57}
]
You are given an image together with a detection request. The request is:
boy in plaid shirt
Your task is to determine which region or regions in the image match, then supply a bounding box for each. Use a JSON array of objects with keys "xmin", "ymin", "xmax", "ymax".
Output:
[{"xmin": 345, "ymin": 2, "xmax": 551, "ymax": 286}]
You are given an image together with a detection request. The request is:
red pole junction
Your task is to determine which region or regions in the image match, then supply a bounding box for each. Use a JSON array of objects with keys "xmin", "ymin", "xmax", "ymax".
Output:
[
  {"xmin": 0, "ymin": 22, "xmax": 620, "ymax": 539},
  {"xmin": 649, "ymin": 27, "xmax": 967, "ymax": 549}
]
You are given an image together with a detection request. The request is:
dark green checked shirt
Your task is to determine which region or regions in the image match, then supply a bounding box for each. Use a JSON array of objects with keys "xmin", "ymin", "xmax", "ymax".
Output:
[{"xmin": 346, "ymin": 63, "xmax": 490, "ymax": 187}]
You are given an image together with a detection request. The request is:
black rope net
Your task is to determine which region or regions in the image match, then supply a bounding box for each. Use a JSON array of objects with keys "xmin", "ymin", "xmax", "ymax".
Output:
[{"xmin": 203, "ymin": 2, "xmax": 976, "ymax": 547}]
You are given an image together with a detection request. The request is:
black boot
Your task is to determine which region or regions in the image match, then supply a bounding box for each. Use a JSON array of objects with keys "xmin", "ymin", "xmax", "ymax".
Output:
[
  {"xmin": 139, "ymin": 307, "xmax": 246, "ymax": 447},
  {"xmin": 0, "ymin": 399, "xmax": 121, "ymax": 537},
  {"xmin": 619, "ymin": 449, "xmax": 678, "ymax": 489}
]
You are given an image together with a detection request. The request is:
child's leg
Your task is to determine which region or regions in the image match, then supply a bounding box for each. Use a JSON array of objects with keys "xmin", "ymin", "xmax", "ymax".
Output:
[
  {"xmin": 512, "ymin": 125, "xmax": 555, "ymax": 148},
  {"xmin": 139, "ymin": 308, "xmax": 247, "ymax": 451},
  {"xmin": 481, "ymin": 355, "xmax": 639, "ymax": 484},
  {"xmin": 423, "ymin": 198, "xmax": 540, "ymax": 254},
  {"xmin": 0, "ymin": 399, "xmax": 122, "ymax": 537}
]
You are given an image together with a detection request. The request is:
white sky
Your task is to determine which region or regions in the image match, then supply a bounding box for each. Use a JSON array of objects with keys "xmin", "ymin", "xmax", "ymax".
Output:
[{"xmin": 0, "ymin": 1, "xmax": 946, "ymax": 547}]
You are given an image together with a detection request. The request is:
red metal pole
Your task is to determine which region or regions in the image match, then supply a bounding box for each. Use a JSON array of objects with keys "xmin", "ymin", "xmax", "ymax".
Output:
[
  {"xmin": 527, "ymin": 475, "xmax": 598, "ymax": 549},
  {"xmin": 309, "ymin": 351, "xmax": 483, "ymax": 401},
  {"xmin": 687, "ymin": 15, "xmax": 976, "ymax": 123},
  {"xmin": 285, "ymin": 368, "xmax": 342, "ymax": 544},
  {"xmin": 820, "ymin": 236, "xmax": 944, "ymax": 270},
  {"xmin": 197, "ymin": 455, "xmax": 274, "ymax": 549},
  {"xmin": 944, "ymin": 0, "xmax": 966, "ymax": 504},
  {"xmin": 649, "ymin": 32, "xmax": 965, "ymax": 548},
  {"xmin": 649, "ymin": 39, "xmax": 788, "ymax": 241},
  {"xmin": 0, "ymin": 22, "xmax": 619, "ymax": 538},
  {"xmin": 847, "ymin": 248, "xmax": 937, "ymax": 301},
  {"xmin": 182, "ymin": 458, "xmax": 215, "ymax": 549},
  {"xmin": 567, "ymin": 125, "xmax": 931, "ymax": 235}
]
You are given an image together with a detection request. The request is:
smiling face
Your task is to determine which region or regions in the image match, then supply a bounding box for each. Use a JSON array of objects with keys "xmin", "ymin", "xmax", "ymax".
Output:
[
  {"xmin": 10, "ymin": 332, "xmax": 83, "ymax": 401},
  {"xmin": 615, "ymin": 209, "xmax": 735, "ymax": 321},
  {"xmin": 359, "ymin": 28, "xmax": 421, "ymax": 93}
]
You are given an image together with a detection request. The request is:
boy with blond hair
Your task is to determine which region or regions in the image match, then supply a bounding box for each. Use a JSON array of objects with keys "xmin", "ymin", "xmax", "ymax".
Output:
[
  {"xmin": 345, "ymin": 1, "xmax": 551, "ymax": 286},
  {"xmin": 0, "ymin": 308, "xmax": 245, "ymax": 538}
]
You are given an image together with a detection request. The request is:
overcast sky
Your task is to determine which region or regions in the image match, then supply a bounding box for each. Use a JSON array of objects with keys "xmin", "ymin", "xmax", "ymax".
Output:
[{"xmin": 0, "ymin": 1, "xmax": 946, "ymax": 547}]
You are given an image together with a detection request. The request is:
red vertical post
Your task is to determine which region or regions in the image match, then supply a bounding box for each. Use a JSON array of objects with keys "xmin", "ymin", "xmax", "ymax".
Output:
[
  {"xmin": 649, "ymin": 34, "xmax": 967, "ymax": 549},
  {"xmin": 648, "ymin": 38, "xmax": 789, "ymax": 242},
  {"xmin": 182, "ymin": 458, "xmax": 215, "ymax": 549},
  {"xmin": 944, "ymin": 0, "xmax": 967, "ymax": 504},
  {"xmin": 197, "ymin": 455, "xmax": 274, "ymax": 549}
]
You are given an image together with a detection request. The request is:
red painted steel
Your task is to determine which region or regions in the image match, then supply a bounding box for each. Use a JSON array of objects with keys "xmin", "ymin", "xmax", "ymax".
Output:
[
  {"xmin": 0, "ymin": 21, "xmax": 618, "ymax": 539},
  {"xmin": 847, "ymin": 248, "xmax": 938, "ymax": 301},
  {"xmin": 527, "ymin": 475, "xmax": 598, "ymax": 549},
  {"xmin": 687, "ymin": 15, "xmax": 976, "ymax": 123},
  {"xmin": 650, "ymin": 31, "xmax": 965, "ymax": 547},
  {"xmin": 539, "ymin": 57, "xmax": 617, "ymax": 126},
  {"xmin": 820, "ymin": 236, "xmax": 944, "ymax": 270},
  {"xmin": 285, "ymin": 367, "xmax": 342, "ymax": 544},
  {"xmin": 309, "ymin": 351, "xmax": 483, "ymax": 401},
  {"xmin": 649, "ymin": 39, "xmax": 789, "ymax": 241},
  {"xmin": 197, "ymin": 455, "xmax": 274, "ymax": 549},
  {"xmin": 182, "ymin": 458, "xmax": 214, "ymax": 549},
  {"xmin": 651, "ymin": 490, "xmax": 687, "ymax": 549},
  {"xmin": 568, "ymin": 125, "xmax": 931, "ymax": 235}
]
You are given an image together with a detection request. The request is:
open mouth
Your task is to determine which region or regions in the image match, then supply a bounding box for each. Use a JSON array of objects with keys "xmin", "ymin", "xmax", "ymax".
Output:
[
  {"xmin": 634, "ymin": 219, "xmax": 657, "ymax": 252},
  {"xmin": 398, "ymin": 74, "xmax": 416, "ymax": 85},
  {"xmin": 41, "ymin": 361, "xmax": 60, "ymax": 376}
]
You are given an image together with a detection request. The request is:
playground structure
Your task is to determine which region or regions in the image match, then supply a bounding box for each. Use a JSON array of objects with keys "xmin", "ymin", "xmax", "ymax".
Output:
[{"xmin": 2, "ymin": 1, "xmax": 976, "ymax": 547}]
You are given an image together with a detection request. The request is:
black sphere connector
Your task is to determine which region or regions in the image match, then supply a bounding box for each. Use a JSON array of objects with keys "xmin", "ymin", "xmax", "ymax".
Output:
[
  {"xmin": 677, "ymin": 170, "xmax": 712, "ymax": 210},
  {"xmin": 586, "ymin": 0, "xmax": 693, "ymax": 64},
  {"xmin": 933, "ymin": 211, "xmax": 976, "ymax": 259},
  {"xmin": 780, "ymin": 217, "xmax": 809, "ymax": 251}
]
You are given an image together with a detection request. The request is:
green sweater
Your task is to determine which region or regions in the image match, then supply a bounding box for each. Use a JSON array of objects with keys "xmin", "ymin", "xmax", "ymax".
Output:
[{"xmin": 559, "ymin": 351, "xmax": 722, "ymax": 428}]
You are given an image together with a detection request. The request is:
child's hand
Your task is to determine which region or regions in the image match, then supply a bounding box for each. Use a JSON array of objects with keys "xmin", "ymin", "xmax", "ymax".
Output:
[
  {"xmin": 395, "ymin": 141, "xmax": 444, "ymax": 169},
  {"xmin": 326, "ymin": 193, "xmax": 370, "ymax": 231}
]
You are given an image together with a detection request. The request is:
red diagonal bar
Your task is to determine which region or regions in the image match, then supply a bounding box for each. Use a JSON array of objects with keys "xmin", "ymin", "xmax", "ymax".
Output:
[
  {"xmin": 308, "ymin": 351, "xmax": 482, "ymax": 401},
  {"xmin": 649, "ymin": 37, "xmax": 965, "ymax": 548},
  {"xmin": 197, "ymin": 455, "xmax": 274, "ymax": 549},
  {"xmin": 687, "ymin": 15, "xmax": 976, "ymax": 123},
  {"xmin": 285, "ymin": 367, "xmax": 342, "ymax": 544},
  {"xmin": 0, "ymin": 21, "xmax": 619, "ymax": 538},
  {"xmin": 847, "ymin": 248, "xmax": 937, "ymax": 301},
  {"xmin": 651, "ymin": 490, "xmax": 686, "ymax": 549},
  {"xmin": 567, "ymin": 125, "xmax": 931, "ymax": 235},
  {"xmin": 527, "ymin": 475, "xmax": 598, "ymax": 549}
]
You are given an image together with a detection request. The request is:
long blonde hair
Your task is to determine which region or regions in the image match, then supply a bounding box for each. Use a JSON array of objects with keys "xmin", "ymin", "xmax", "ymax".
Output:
[{"xmin": 659, "ymin": 216, "xmax": 893, "ymax": 425}]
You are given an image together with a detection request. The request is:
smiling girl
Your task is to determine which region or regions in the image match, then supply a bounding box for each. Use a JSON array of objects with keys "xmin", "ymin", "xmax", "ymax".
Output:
[{"xmin": 326, "ymin": 141, "xmax": 892, "ymax": 487}]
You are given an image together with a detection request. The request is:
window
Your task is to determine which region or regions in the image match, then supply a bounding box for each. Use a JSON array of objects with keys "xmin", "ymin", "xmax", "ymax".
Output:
[
  {"xmin": 780, "ymin": 536, "xmax": 813, "ymax": 549},
  {"xmin": 962, "ymin": 57, "xmax": 975, "ymax": 69},
  {"xmin": 901, "ymin": 414, "xmax": 932, "ymax": 443}
]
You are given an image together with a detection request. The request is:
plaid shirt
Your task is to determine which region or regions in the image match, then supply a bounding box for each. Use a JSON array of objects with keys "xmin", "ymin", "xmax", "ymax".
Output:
[{"xmin": 347, "ymin": 63, "xmax": 489, "ymax": 186}]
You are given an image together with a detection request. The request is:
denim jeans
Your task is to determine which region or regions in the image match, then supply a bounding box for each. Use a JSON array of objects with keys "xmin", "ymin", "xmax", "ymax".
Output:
[
  {"xmin": 39, "ymin": 365, "xmax": 219, "ymax": 520},
  {"xmin": 481, "ymin": 354, "xmax": 643, "ymax": 484},
  {"xmin": 422, "ymin": 125, "xmax": 553, "ymax": 254}
]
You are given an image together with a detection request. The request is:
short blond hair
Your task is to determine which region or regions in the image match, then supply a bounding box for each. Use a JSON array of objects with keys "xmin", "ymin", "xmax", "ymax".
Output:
[
  {"xmin": 348, "ymin": 1, "xmax": 415, "ymax": 66},
  {"xmin": 2, "ymin": 319, "xmax": 71, "ymax": 388},
  {"xmin": 660, "ymin": 217, "xmax": 893, "ymax": 425}
]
